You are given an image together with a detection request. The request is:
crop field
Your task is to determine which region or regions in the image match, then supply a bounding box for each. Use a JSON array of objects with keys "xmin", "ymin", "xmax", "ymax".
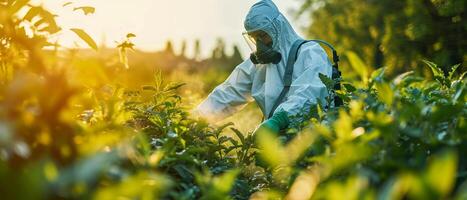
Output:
[{"xmin": 0, "ymin": 1, "xmax": 466, "ymax": 200}]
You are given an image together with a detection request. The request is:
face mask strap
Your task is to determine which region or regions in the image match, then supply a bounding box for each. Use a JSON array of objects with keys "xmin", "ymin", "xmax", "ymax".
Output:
[{"xmin": 264, "ymin": 14, "xmax": 281, "ymax": 50}]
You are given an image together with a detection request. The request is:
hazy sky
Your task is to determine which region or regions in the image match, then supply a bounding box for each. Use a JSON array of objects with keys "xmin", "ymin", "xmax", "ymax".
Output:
[{"xmin": 37, "ymin": 0, "xmax": 306, "ymax": 58}]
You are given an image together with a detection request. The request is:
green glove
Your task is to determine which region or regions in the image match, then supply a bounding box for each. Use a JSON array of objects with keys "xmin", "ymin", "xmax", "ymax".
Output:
[
  {"xmin": 255, "ymin": 111, "xmax": 290, "ymax": 135},
  {"xmin": 254, "ymin": 111, "xmax": 290, "ymax": 168}
]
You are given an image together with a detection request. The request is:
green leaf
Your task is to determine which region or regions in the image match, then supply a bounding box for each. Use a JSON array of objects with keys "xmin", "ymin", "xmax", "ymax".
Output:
[
  {"xmin": 335, "ymin": 90, "xmax": 350, "ymax": 102},
  {"xmin": 142, "ymin": 85, "xmax": 157, "ymax": 91},
  {"xmin": 119, "ymin": 47, "xmax": 129, "ymax": 69},
  {"xmin": 378, "ymin": 174, "xmax": 418, "ymax": 200},
  {"xmin": 392, "ymin": 71, "xmax": 414, "ymax": 85},
  {"xmin": 284, "ymin": 129, "xmax": 317, "ymax": 163},
  {"xmin": 230, "ymin": 127, "xmax": 245, "ymax": 145},
  {"xmin": 117, "ymin": 41, "xmax": 135, "ymax": 49},
  {"xmin": 256, "ymin": 127, "xmax": 287, "ymax": 167},
  {"xmin": 9, "ymin": 0, "xmax": 29, "ymax": 14},
  {"xmin": 135, "ymin": 134, "xmax": 151, "ymax": 158},
  {"xmin": 126, "ymin": 33, "xmax": 136, "ymax": 38},
  {"xmin": 38, "ymin": 23, "xmax": 61, "ymax": 34},
  {"xmin": 213, "ymin": 169, "xmax": 239, "ymax": 193},
  {"xmin": 448, "ymin": 64, "xmax": 460, "ymax": 81},
  {"xmin": 173, "ymin": 165, "xmax": 194, "ymax": 181},
  {"xmin": 70, "ymin": 28, "xmax": 98, "ymax": 50},
  {"xmin": 376, "ymin": 82, "xmax": 394, "ymax": 106},
  {"xmin": 370, "ymin": 67, "xmax": 385, "ymax": 83},
  {"xmin": 165, "ymin": 83, "xmax": 186, "ymax": 91},
  {"xmin": 452, "ymin": 81, "xmax": 465, "ymax": 103},
  {"xmin": 23, "ymin": 6, "xmax": 41, "ymax": 21},
  {"xmin": 422, "ymin": 60, "xmax": 447, "ymax": 86},
  {"xmin": 459, "ymin": 71, "xmax": 467, "ymax": 81},
  {"xmin": 24, "ymin": 7, "xmax": 61, "ymax": 34},
  {"xmin": 333, "ymin": 110, "xmax": 353, "ymax": 143},
  {"xmin": 425, "ymin": 150, "xmax": 457, "ymax": 197},
  {"xmin": 73, "ymin": 6, "xmax": 95, "ymax": 15},
  {"xmin": 346, "ymin": 51, "xmax": 370, "ymax": 84},
  {"xmin": 93, "ymin": 172, "xmax": 171, "ymax": 200},
  {"xmin": 62, "ymin": 2, "xmax": 73, "ymax": 7},
  {"xmin": 422, "ymin": 60, "xmax": 443, "ymax": 77},
  {"xmin": 319, "ymin": 73, "xmax": 335, "ymax": 91},
  {"xmin": 455, "ymin": 180, "xmax": 467, "ymax": 200},
  {"xmin": 343, "ymin": 83, "xmax": 356, "ymax": 92}
]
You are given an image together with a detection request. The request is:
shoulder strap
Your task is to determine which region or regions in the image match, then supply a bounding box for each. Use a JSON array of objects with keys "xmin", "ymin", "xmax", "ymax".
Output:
[
  {"xmin": 268, "ymin": 39, "xmax": 307, "ymax": 119},
  {"xmin": 267, "ymin": 39, "xmax": 342, "ymax": 119}
]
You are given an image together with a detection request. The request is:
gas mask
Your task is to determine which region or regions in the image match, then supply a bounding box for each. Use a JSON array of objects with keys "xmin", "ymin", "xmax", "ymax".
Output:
[{"xmin": 243, "ymin": 31, "xmax": 282, "ymax": 65}]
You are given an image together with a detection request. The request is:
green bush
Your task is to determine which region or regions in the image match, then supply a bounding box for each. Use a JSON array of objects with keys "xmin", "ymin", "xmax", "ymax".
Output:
[{"xmin": 0, "ymin": 1, "xmax": 465, "ymax": 200}]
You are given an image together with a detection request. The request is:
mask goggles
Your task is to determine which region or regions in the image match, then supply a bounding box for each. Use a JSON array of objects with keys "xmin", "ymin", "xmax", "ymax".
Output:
[{"xmin": 242, "ymin": 30, "xmax": 281, "ymax": 64}]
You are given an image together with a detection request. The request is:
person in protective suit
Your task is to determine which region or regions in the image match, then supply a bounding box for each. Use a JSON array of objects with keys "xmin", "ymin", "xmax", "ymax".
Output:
[{"xmin": 194, "ymin": 0, "xmax": 332, "ymax": 136}]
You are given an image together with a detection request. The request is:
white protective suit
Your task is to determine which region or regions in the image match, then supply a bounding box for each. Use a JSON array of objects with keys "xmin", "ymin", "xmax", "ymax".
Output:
[{"xmin": 195, "ymin": 0, "xmax": 333, "ymax": 123}]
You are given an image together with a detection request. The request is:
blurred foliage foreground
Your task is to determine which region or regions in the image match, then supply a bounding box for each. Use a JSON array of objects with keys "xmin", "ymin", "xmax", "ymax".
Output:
[{"xmin": 1, "ymin": 1, "xmax": 466, "ymax": 200}]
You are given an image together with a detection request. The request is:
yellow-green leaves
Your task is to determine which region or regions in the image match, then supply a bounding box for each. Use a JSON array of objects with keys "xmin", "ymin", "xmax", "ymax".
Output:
[
  {"xmin": 8, "ymin": 0, "xmax": 29, "ymax": 14},
  {"xmin": 73, "ymin": 6, "xmax": 95, "ymax": 15},
  {"xmin": 425, "ymin": 150, "xmax": 458, "ymax": 196},
  {"xmin": 313, "ymin": 175, "xmax": 370, "ymax": 200},
  {"xmin": 148, "ymin": 150, "xmax": 165, "ymax": 167},
  {"xmin": 370, "ymin": 67, "xmax": 385, "ymax": 84},
  {"xmin": 70, "ymin": 28, "xmax": 98, "ymax": 50},
  {"xmin": 392, "ymin": 71, "xmax": 415, "ymax": 86},
  {"xmin": 44, "ymin": 162, "xmax": 58, "ymax": 182},
  {"xmin": 423, "ymin": 60, "xmax": 444, "ymax": 80},
  {"xmin": 62, "ymin": 2, "xmax": 73, "ymax": 7},
  {"xmin": 366, "ymin": 111, "xmax": 393, "ymax": 127},
  {"xmin": 376, "ymin": 82, "xmax": 394, "ymax": 106},
  {"xmin": 256, "ymin": 129, "xmax": 287, "ymax": 168},
  {"xmin": 23, "ymin": 6, "xmax": 61, "ymax": 34},
  {"xmin": 379, "ymin": 173, "xmax": 418, "ymax": 200},
  {"xmin": 286, "ymin": 130, "xmax": 318, "ymax": 164},
  {"xmin": 448, "ymin": 64, "xmax": 460, "ymax": 81},
  {"xmin": 117, "ymin": 33, "xmax": 136, "ymax": 69},
  {"xmin": 422, "ymin": 59, "xmax": 453, "ymax": 87},
  {"xmin": 333, "ymin": 109, "xmax": 353, "ymax": 144},
  {"xmin": 126, "ymin": 33, "xmax": 136, "ymax": 38},
  {"xmin": 349, "ymin": 100, "xmax": 364, "ymax": 120},
  {"xmin": 62, "ymin": 2, "xmax": 95, "ymax": 15},
  {"xmin": 256, "ymin": 128, "xmax": 316, "ymax": 168},
  {"xmin": 210, "ymin": 169, "xmax": 239, "ymax": 194},
  {"xmin": 319, "ymin": 73, "xmax": 335, "ymax": 91},
  {"xmin": 195, "ymin": 169, "xmax": 240, "ymax": 200},
  {"xmin": 346, "ymin": 51, "xmax": 371, "ymax": 85},
  {"xmin": 367, "ymin": 67, "xmax": 394, "ymax": 107},
  {"xmin": 93, "ymin": 172, "xmax": 172, "ymax": 200},
  {"xmin": 256, "ymin": 128, "xmax": 317, "ymax": 185},
  {"xmin": 23, "ymin": 6, "xmax": 40, "ymax": 21},
  {"xmin": 378, "ymin": 150, "xmax": 458, "ymax": 200}
]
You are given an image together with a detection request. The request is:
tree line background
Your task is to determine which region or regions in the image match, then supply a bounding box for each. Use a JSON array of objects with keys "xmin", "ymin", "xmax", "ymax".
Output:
[
  {"xmin": 299, "ymin": 0, "xmax": 465, "ymax": 75},
  {"xmin": 0, "ymin": 0, "xmax": 465, "ymax": 199}
]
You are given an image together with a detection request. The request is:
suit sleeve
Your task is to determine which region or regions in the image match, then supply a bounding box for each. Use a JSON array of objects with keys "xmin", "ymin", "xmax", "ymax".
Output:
[{"xmin": 194, "ymin": 59, "xmax": 255, "ymax": 122}]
